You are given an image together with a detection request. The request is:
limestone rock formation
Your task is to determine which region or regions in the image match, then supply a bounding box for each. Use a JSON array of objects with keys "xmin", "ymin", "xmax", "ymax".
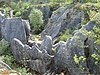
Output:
[
  {"xmin": 1, "ymin": 18, "xmax": 26, "ymax": 44},
  {"xmin": 40, "ymin": 5, "xmax": 50, "ymax": 24},
  {"xmin": 41, "ymin": 5, "xmax": 83, "ymax": 39},
  {"xmin": 54, "ymin": 21, "xmax": 96, "ymax": 75},
  {"xmin": 11, "ymin": 38, "xmax": 54, "ymax": 74},
  {"xmin": 40, "ymin": 35, "xmax": 53, "ymax": 55},
  {"xmin": 22, "ymin": 20, "xmax": 30, "ymax": 42},
  {"xmin": 10, "ymin": 21, "xmax": 96, "ymax": 75},
  {"xmin": 0, "ymin": 16, "xmax": 5, "ymax": 40}
]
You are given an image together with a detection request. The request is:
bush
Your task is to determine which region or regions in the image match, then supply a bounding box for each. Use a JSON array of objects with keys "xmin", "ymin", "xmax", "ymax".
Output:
[
  {"xmin": 3, "ymin": 54, "xmax": 32, "ymax": 75},
  {"xmin": 16, "ymin": 67, "xmax": 31, "ymax": 75},
  {"xmin": 59, "ymin": 29, "xmax": 72, "ymax": 41},
  {"xmin": 15, "ymin": 11, "xmax": 21, "ymax": 17},
  {"xmin": 29, "ymin": 8, "xmax": 43, "ymax": 34},
  {"xmin": 0, "ymin": 39, "xmax": 10, "ymax": 55}
]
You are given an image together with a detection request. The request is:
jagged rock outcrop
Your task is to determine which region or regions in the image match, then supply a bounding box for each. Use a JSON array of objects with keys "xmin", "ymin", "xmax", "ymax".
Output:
[
  {"xmin": 40, "ymin": 35, "xmax": 53, "ymax": 55},
  {"xmin": 83, "ymin": 21, "xmax": 96, "ymax": 31},
  {"xmin": 10, "ymin": 21, "xmax": 96, "ymax": 75},
  {"xmin": 41, "ymin": 5, "xmax": 84, "ymax": 39},
  {"xmin": 40, "ymin": 5, "xmax": 50, "ymax": 24},
  {"xmin": 85, "ymin": 37, "xmax": 100, "ymax": 75},
  {"xmin": 1, "ymin": 18, "xmax": 26, "ymax": 44},
  {"xmin": 22, "ymin": 20, "xmax": 30, "ymax": 42},
  {"xmin": 53, "ymin": 21, "xmax": 96, "ymax": 75},
  {"xmin": 0, "ymin": 16, "xmax": 5, "ymax": 40},
  {"xmin": 84, "ymin": 21, "xmax": 100, "ymax": 75},
  {"xmin": 0, "ymin": 18, "xmax": 31, "ymax": 44},
  {"xmin": 11, "ymin": 37, "xmax": 54, "ymax": 74}
]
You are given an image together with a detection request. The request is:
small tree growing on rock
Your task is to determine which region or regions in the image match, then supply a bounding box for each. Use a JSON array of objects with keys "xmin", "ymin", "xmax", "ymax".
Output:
[{"xmin": 29, "ymin": 8, "xmax": 43, "ymax": 34}]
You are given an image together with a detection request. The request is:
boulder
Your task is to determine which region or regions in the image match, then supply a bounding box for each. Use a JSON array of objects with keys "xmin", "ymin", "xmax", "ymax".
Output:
[
  {"xmin": 41, "ymin": 5, "xmax": 83, "ymax": 39},
  {"xmin": 1, "ymin": 18, "xmax": 26, "ymax": 44}
]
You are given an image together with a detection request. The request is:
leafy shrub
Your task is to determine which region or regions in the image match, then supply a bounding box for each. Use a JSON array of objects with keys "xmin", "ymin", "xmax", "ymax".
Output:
[
  {"xmin": 3, "ymin": 55, "xmax": 15, "ymax": 67},
  {"xmin": 15, "ymin": 11, "xmax": 21, "ymax": 17},
  {"xmin": 0, "ymin": 39, "xmax": 31, "ymax": 74},
  {"xmin": 59, "ymin": 29, "xmax": 72, "ymax": 41},
  {"xmin": 29, "ymin": 8, "xmax": 43, "ymax": 33},
  {"xmin": 0, "ymin": 39, "xmax": 10, "ymax": 55},
  {"xmin": 16, "ymin": 67, "xmax": 31, "ymax": 75},
  {"xmin": 3, "ymin": 54, "xmax": 32, "ymax": 75}
]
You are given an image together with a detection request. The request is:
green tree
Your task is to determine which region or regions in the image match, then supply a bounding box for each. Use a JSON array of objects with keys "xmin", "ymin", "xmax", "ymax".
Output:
[{"xmin": 29, "ymin": 8, "xmax": 43, "ymax": 34}]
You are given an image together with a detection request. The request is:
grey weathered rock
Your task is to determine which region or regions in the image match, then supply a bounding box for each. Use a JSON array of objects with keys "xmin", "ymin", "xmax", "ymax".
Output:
[
  {"xmin": 11, "ymin": 38, "xmax": 24, "ymax": 63},
  {"xmin": 40, "ymin": 35, "xmax": 53, "ymax": 55},
  {"xmin": 11, "ymin": 38, "xmax": 54, "ymax": 74},
  {"xmin": 28, "ymin": 60, "xmax": 47, "ymax": 74},
  {"xmin": 10, "ymin": 20, "xmax": 97, "ymax": 75},
  {"xmin": 83, "ymin": 21, "xmax": 96, "ymax": 31},
  {"xmin": 40, "ymin": 5, "xmax": 50, "ymax": 24},
  {"xmin": 54, "ymin": 36, "xmax": 87, "ymax": 75},
  {"xmin": 22, "ymin": 20, "xmax": 30, "ymax": 41},
  {"xmin": 0, "ymin": 16, "xmax": 5, "ymax": 40},
  {"xmin": 1, "ymin": 18, "xmax": 26, "ymax": 44},
  {"xmin": 41, "ymin": 5, "xmax": 83, "ymax": 39},
  {"xmin": 54, "ymin": 21, "xmax": 96, "ymax": 74},
  {"xmin": 86, "ymin": 36, "xmax": 100, "ymax": 75},
  {"xmin": 54, "ymin": 41, "xmax": 66, "ymax": 73}
]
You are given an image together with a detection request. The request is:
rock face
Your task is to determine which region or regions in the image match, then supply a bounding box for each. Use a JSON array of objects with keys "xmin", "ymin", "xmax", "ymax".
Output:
[
  {"xmin": 54, "ymin": 21, "xmax": 96, "ymax": 75},
  {"xmin": 40, "ymin": 5, "xmax": 50, "ymax": 24},
  {"xmin": 11, "ymin": 37, "xmax": 54, "ymax": 74},
  {"xmin": 85, "ymin": 21, "xmax": 100, "ymax": 75},
  {"xmin": 84, "ymin": 21, "xmax": 96, "ymax": 31},
  {"xmin": 0, "ymin": 16, "xmax": 5, "ymax": 40},
  {"xmin": 40, "ymin": 35, "xmax": 53, "ymax": 55},
  {"xmin": 1, "ymin": 18, "xmax": 26, "ymax": 44},
  {"xmin": 10, "ymin": 21, "xmax": 97, "ymax": 75},
  {"xmin": 54, "ymin": 30, "xmax": 87, "ymax": 75},
  {"xmin": 22, "ymin": 20, "xmax": 30, "ymax": 42},
  {"xmin": 41, "ymin": 5, "xmax": 83, "ymax": 39},
  {"xmin": 86, "ymin": 38, "xmax": 100, "ymax": 75}
]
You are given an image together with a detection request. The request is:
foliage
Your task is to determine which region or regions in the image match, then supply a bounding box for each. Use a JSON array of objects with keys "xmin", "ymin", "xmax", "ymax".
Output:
[
  {"xmin": 74, "ymin": 54, "xmax": 79, "ymax": 64},
  {"xmin": 0, "ymin": 39, "xmax": 31, "ymax": 75},
  {"xmin": 93, "ymin": 26, "xmax": 100, "ymax": 44},
  {"xmin": 15, "ymin": 11, "xmax": 21, "ymax": 17},
  {"xmin": 16, "ymin": 67, "xmax": 31, "ymax": 75},
  {"xmin": 29, "ymin": 8, "xmax": 43, "ymax": 33},
  {"xmin": 3, "ymin": 54, "xmax": 32, "ymax": 75},
  {"xmin": 74, "ymin": 54, "xmax": 86, "ymax": 65},
  {"xmin": 3, "ymin": 54, "xmax": 15, "ymax": 67},
  {"xmin": 59, "ymin": 29, "xmax": 72, "ymax": 41},
  {"xmin": 0, "ymin": 39, "xmax": 10, "ymax": 55}
]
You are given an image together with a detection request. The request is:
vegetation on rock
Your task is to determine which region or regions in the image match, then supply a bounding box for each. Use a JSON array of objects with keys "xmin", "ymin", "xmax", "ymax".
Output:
[
  {"xmin": 29, "ymin": 8, "xmax": 43, "ymax": 33},
  {"xmin": 0, "ymin": 0, "xmax": 100, "ymax": 75}
]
